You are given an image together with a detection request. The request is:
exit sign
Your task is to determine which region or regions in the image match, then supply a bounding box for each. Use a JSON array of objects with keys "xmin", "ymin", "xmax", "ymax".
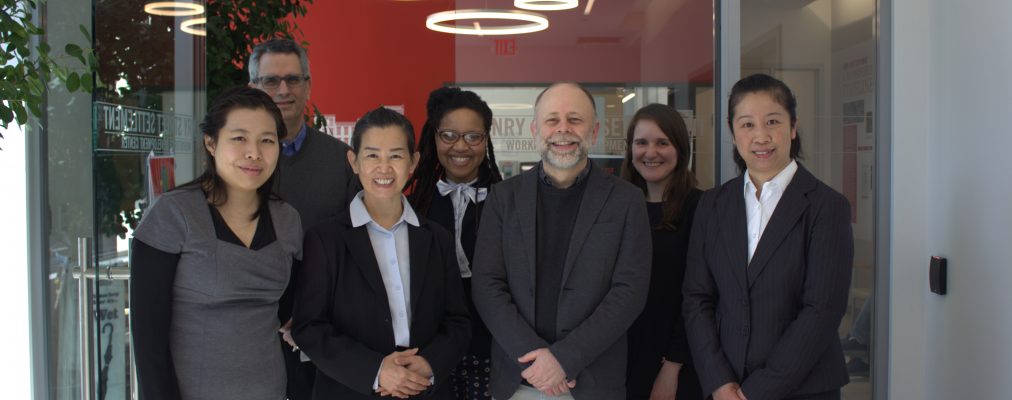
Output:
[{"xmin": 494, "ymin": 39, "xmax": 517, "ymax": 56}]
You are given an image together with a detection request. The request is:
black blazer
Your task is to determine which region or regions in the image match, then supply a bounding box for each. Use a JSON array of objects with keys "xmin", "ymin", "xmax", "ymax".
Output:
[
  {"xmin": 683, "ymin": 164, "xmax": 853, "ymax": 400},
  {"xmin": 292, "ymin": 213, "xmax": 471, "ymax": 399}
]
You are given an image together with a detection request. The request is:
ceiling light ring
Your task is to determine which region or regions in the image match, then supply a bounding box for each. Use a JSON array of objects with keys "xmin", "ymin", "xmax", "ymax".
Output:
[
  {"xmin": 144, "ymin": 2, "xmax": 205, "ymax": 17},
  {"xmin": 180, "ymin": 17, "xmax": 207, "ymax": 36},
  {"xmin": 514, "ymin": 0, "xmax": 579, "ymax": 11},
  {"xmin": 426, "ymin": 9, "xmax": 549, "ymax": 36}
]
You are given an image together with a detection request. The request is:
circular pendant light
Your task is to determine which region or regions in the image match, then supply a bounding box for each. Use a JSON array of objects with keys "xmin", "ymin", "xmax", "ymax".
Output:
[
  {"xmin": 180, "ymin": 17, "xmax": 206, "ymax": 36},
  {"xmin": 426, "ymin": 9, "xmax": 549, "ymax": 36},
  {"xmin": 514, "ymin": 0, "xmax": 578, "ymax": 11},
  {"xmin": 144, "ymin": 2, "xmax": 204, "ymax": 17}
]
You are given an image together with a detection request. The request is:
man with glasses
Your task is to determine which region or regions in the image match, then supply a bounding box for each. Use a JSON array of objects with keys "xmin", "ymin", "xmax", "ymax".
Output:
[
  {"xmin": 472, "ymin": 82, "xmax": 652, "ymax": 400},
  {"xmin": 248, "ymin": 38, "xmax": 357, "ymax": 400}
]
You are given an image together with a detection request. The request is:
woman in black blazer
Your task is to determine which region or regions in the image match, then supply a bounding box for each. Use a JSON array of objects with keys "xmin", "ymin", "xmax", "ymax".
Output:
[
  {"xmin": 292, "ymin": 106, "xmax": 471, "ymax": 399},
  {"xmin": 405, "ymin": 87, "xmax": 503, "ymax": 400},
  {"xmin": 683, "ymin": 74, "xmax": 854, "ymax": 400},
  {"xmin": 620, "ymin": 104, "xmax": 704, "ymax": 400}
]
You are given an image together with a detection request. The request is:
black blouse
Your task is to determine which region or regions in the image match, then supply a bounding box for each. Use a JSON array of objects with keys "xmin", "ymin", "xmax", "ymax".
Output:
[
  {"xmin": 425, "ymin": 184, "xmax": 492, "ymax": 359},
  {"xmin": 626, "ymin": 189, "xmax": 704, "ymax": 400}
]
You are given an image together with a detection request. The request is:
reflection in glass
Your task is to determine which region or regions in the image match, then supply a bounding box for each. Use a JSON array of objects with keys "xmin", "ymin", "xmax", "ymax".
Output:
[{"xmin": 740, "ymin": 1, "xmax": 877, "ymax": 398}]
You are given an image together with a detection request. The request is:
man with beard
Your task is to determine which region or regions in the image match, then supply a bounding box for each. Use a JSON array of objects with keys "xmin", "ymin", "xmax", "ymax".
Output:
[
  {"xmin": 248, "ymin": 38, "xmax": 357, "ymax": 400},
  {"xmin": 472, "ymin": 82, "xmax": 652, "ymax": 400}
]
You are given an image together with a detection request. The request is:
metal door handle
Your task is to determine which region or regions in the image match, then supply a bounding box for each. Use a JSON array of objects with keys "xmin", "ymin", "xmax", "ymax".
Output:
[{"xmin": 76, "ymin": 237, "xmax": 93, "ymax": 400}]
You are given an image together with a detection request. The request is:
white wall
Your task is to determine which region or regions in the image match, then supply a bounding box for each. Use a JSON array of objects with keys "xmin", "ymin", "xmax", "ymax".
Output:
[
  {"xmin": 891, "ymin": 0, "xmax": 1012, "ymax": 398},
  {"xmin": 0, "ymin": 123, "xmax": 32, "ymax": 399}
]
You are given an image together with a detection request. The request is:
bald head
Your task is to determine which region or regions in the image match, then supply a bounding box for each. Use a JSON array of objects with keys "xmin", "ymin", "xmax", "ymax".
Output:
[
  {"xmin": 535, "ymin": 82, "xmax": 597, "ymax": 120},
  {"xmin": 531, "ymin": 82, "xmax": 600, "ymax": 172}
]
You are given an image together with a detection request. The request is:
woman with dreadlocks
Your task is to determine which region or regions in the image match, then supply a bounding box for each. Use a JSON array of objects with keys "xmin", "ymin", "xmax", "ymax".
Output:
[{"xmin": 406, "ymin": 86, "xmax": 503, "ymax": 400}]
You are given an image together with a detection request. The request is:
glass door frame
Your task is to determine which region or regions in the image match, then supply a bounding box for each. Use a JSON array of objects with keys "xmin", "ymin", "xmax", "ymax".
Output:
[
  {"xmin": 26, "ymin": 0, "xmax": 207, "ymax": 398},
  {"xmin": 715, "ymin": 0, "xmax": 891, "ymax": 398}
]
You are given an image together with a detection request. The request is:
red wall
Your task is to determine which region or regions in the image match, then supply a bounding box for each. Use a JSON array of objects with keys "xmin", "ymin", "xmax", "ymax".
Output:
[
  {"xmin": 453, "ymin": 0, "xmax": 713, "ymax": 85},
  {"xmin": 298, "ymin": 1, "xmax": 456, "ymax": 135},
  {"xmin": 297, "ymin": 1, "xmax": 713, "ymax": 132}
]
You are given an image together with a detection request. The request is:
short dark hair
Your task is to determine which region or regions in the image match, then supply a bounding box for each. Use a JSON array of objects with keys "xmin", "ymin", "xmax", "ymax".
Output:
[
  {"xmin": 727, "ymin": 73, "xmax": 802, "ymax": 173},
  {"xmin": 620, "ymin": 103, "xmax": 697, "ymax": 230},
  {"xmin": 406, "ymin": 87, "xmax": 503, "ymax": 215},
  {"xmin": 248, "ymin": 38, "xmax": 311, "ymax": 82},
  {"xmin": 188, "ymin": 86, "xmax": 285, "ymax": 219},
  {"xmin": 350, "ymin": 106, "xmax": 416, "ymax": 154},
  {"xmin": 535, "ymin": 82, "xmax": 597, "ymax": 117}
]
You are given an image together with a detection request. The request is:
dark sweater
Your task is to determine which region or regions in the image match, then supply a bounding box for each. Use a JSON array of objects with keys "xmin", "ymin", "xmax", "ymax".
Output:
[
  {"xmin": 273, "ymin": 127, "xmax": 355, "ymax": 400},
  {"xmin": 534, "ymin": 175, "xmax": 588, "ymax": 343},
  {"xmin": 275, "ymin": 126, "xmax": 357, "ymax": 232}
]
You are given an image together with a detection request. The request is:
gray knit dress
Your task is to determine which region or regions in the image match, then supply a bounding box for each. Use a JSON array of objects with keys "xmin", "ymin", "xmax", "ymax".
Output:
[{"xmin": 133, "ymin": 187, "xmax": 302, "ymax": 400}]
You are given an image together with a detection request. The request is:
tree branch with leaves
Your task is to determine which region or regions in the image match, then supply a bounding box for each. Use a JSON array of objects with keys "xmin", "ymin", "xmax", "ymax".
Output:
[{"xmin": 1, "ymin": 0, "xmax": 95, "ymax": 142}]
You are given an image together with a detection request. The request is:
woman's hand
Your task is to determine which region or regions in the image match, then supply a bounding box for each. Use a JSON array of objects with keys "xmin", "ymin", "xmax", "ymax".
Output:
[
  {"xmin": 376, "ymin": 348, "xmax": 430, "ymax": 398},
  {"xmin": 649, "ymin": 359, "xmax": 682, "ymax": 400},
  {"xmin": 278, "ymin": 318, "xmax": 297, "ymax": 350}
]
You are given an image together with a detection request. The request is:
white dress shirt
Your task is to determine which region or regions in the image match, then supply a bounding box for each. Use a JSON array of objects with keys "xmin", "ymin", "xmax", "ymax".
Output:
[
  {"xmin": 349, "ymin": 191, "xmax": 428, "ymax": 389},
  {"xmin": 743, "ymin": 160, "xmax": 798, "ymax": 263},
  {"xmin": 350, "ymin": 191, "xmax": 418, "ymax": 347}
]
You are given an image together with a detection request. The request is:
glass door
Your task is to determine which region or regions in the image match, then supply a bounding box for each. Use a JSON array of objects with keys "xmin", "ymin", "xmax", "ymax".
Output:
[
  {"xmin": 40, "ymin": 0, "xmax": 206, "ymax": 398},
  {"xmin": 737, "ymin": 1, "xmax": 878, "ymax": 398}
]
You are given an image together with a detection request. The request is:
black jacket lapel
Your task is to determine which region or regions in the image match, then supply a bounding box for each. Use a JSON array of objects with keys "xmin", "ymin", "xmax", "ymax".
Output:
[
  {"xmin": 408, "ymin": 223, "xmax": 431, "ymax": 318},
  {"xmin": 746, "ymin": 165, "xmax": 817, "ymax": 286},
  {"xmin": 516, "ymin": 169, "xmax": 539, "ymax": 286},
  {"xmin": 343, "ymin": 224, "xmax": 391, "ymax": 315},
  {"xmin": 718, "ymin": 176, "xmax": 750, "ymax": 291}
]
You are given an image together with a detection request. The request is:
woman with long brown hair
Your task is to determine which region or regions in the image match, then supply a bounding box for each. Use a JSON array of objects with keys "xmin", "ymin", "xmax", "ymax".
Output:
[{"xmin": 621, "ymin": 103, "xmax": 703, "ymax": 400}]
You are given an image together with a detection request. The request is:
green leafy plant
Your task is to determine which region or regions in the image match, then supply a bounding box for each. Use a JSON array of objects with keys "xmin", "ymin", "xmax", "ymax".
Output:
[
  {"xmin": 206, "ymin": 0, "xmax": 325, "ymax": 130},
  {"xmin": 1, "ymin": 0, "xmax": 96, "ymax": 140}
]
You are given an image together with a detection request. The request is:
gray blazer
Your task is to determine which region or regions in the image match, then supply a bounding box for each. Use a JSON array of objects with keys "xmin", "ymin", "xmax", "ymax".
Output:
[
  {"xmin": 683, "ymin": 164, "xmax": 853, "ymax": 400},
  {"xmin": 472, "ymin": 163, "xmax": 652, "ymax": 400}
]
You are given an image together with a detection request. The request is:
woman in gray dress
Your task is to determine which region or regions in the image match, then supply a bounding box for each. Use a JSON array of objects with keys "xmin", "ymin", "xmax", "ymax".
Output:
[{"xmin": 130, "ymin": 86, "xmax": 302, "ymax": 400}]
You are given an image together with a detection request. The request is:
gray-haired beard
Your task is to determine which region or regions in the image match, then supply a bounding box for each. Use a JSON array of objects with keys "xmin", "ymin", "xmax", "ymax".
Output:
[{"xmin": 536, "ymin": 131, "xmax": 589, "ymax": 170}]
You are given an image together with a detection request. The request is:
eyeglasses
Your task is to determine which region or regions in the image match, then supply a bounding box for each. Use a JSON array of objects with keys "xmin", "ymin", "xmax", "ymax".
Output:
[
  {"xmin": 437, "ymin": 130, "xmax": 487, "ymax": 146},
  {"xmin": 253, "ymin": 74, "xmax": 310, "ymax": 89}
]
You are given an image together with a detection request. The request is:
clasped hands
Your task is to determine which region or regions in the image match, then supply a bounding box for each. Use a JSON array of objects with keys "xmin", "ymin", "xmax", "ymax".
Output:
[
  {"xmin": 376, "ymin": 348, "xmax": 433, "ymax": 399},
  {"xmin": 519, "ymin": 348, "xmax": 576, "ymax": 396},
  {"xmin": 713, "ymin": 382, "xmax": 748, "ymax": 400}
]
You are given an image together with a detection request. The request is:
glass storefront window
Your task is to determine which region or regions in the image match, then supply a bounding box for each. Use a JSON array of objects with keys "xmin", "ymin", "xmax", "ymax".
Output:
[
  {"xmin": 39, "ymin": 0, "xmax": 206, "ymax": 398},
  {"xmin": 449, "ymin": 0, "xmax": 716, "ymax": 187},
  {"xmin": 460, "ymin": 85, "xmax": 712, "ymax": 184}
]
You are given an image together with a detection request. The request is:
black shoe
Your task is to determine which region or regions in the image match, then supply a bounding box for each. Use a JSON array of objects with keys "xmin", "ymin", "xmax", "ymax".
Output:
[
  {"xmin": 840, "ymin": 336, "xmax": 868, "ymax": 354},
  {"xmin": 847, "ymin": 357, "xmax": 870, "ymax": 378}
]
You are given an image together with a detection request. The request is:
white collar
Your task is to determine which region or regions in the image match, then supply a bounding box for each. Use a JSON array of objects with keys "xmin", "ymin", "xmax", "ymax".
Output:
[
  {"xmin": 349, "ymin": 190, "xmax": 420, "ymax": 229},
  {"xmin": 744, "ymin": 160, "xmax": 798, "ymax": 195}
]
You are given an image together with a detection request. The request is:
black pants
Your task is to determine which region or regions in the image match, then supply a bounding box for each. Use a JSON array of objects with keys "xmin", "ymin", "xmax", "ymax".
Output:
[{"xmin": 282, "ymin": 340, "xmax": 316, "ymax": 400}]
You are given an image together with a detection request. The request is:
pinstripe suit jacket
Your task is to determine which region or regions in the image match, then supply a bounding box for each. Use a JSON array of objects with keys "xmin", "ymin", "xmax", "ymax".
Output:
[{"xmin": 683, "ymin": 164, "xmax": 853, "ymax": 400}]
